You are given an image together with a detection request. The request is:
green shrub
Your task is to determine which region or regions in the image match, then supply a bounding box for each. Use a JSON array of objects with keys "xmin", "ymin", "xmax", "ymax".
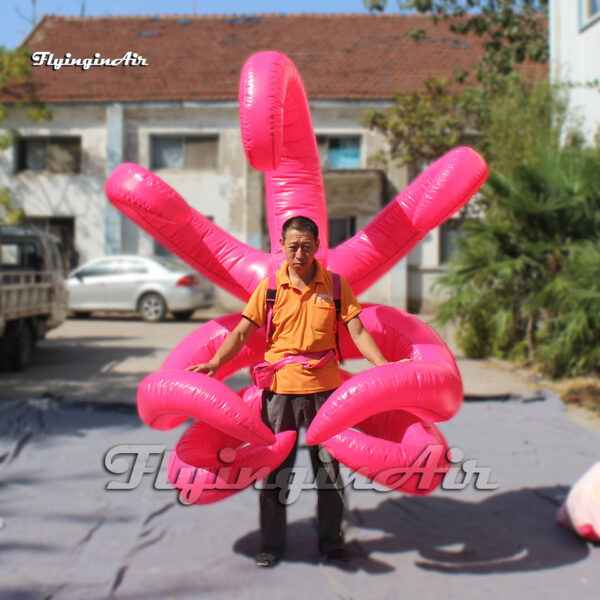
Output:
[{"xmin": 435, "ymin": 146, "xmax": 600, "ymax": 378}]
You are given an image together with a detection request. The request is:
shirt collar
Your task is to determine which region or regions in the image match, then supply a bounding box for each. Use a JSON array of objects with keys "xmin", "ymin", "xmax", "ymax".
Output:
[{"xmin": 278, "ymin": 259, "xmax": 325, "ymax": 287}]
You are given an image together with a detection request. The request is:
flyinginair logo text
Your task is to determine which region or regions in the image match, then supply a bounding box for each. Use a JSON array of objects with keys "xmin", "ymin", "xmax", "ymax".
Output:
[
  {"xmin": 31, "ymin": 52, "xmax": 149, "ymax": 71},
  {"xmin": 104, "ymin": 444, "xmax": 499, "ymax": 506}
]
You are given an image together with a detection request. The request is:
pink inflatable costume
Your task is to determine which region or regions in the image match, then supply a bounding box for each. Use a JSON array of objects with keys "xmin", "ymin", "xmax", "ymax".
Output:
[{"xmin": 105, "ymin": 51, "xmax": 488, "ymax": 504}]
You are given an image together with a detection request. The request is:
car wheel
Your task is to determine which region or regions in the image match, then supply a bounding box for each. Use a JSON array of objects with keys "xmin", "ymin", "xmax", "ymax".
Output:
[
  {"xmin": 138, "ymin": 292, "xmax": 167, "ymax": 322},
  {"xmin": 8, "ymin": 320, "xmax": 33, "ymax": 371},
  {"xmin": 172, "ymin": 310, "xmax": 195, "ymax": 321}
]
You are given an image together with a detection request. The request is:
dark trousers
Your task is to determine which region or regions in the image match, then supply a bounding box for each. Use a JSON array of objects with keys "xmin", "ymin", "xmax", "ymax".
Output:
[{"xmin": 260, "ymin": 390, "xmax": 345, "ymax": 555}]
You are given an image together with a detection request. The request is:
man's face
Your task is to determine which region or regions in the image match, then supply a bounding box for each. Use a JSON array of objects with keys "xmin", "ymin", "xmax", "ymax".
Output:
[{"xmin": 280, "ymin": 228, "xmax": 319, "ymax": 277}]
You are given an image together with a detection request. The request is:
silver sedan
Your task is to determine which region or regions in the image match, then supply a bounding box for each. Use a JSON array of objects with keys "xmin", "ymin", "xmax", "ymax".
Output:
[{"xmin": 67, "ymin": 255, "xmax": 214, "ymax": 321}]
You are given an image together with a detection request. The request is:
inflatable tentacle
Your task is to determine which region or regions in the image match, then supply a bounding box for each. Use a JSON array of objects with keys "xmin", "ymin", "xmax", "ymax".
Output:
[
  {"xmin": 328, "ymin": 147, "xmax": 488, "ymax": 294},
  {"xmin": 137, "ymin": 370, "xmax": 275, "ymax": 446},
  {"xmin": 165, "ymin": 375, "xmax": 296, "ymax": 504},
  {"xmin": 105, "ymin": 163, "xmax": 270, "ymax": 300},
  {"xmin": 139, "ymin": 314, "xmax": 302, "ymax": 498},
  {"xmin": 306, "ymin": 305, "xmax": 462, "ymax": 444},
  {"xmin": 322, "ymin": 412, "xmax": 449, "ymax": 495},
  {"xmin": 337, "ymin": 304, "xmax": 456, "ymax": 363},
  {"xmin": 306, "ymin": 362, "xmax": 461, "ymax": 444},
  {"xmin": 167, "ymin": 430, "xmax": 297, "ymax": 505},
  {"xmin": 239, "ymin": 51, "xmax": 329, "ymax": 267},
  {"xmin": 176, "ymin": 419, "xmax": 243, "ymax": 468},
  {"xmin": 176, "ymin": 384, "xmax": 263, "ymax": 468}
]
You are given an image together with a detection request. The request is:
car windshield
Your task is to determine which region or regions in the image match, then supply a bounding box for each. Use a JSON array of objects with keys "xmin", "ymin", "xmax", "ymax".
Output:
[{"xmin": 152, "ymin": 256, "xmax": 189, "ymax": 272}]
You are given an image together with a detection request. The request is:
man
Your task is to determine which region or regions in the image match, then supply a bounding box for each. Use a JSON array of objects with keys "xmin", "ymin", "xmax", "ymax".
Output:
[{"xmin": 187, "ymin": 215, "xmax": 387, "ymax": 567}]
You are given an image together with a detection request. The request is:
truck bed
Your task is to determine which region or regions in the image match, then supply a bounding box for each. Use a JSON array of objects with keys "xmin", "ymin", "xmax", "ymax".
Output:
[{"xmin": 0, "ymin": 270, "xmax": 54, "ymax": 325}]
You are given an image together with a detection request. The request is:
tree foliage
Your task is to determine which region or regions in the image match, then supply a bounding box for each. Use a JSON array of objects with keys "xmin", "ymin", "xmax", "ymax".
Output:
[
  {"xmin": 1, "ymin": 47, "xmax": 50, "ymax": 228},
  {"xmin": 364, "ymin": 74, "xmax": 569, "ymax": 173},
  {"xmin": 398, "ymin": 0, "xmax": 549, "ymax": 88},
  {"xmin": 0, "ymin": 46, "xmax": 51, "ymax": 149},
  {"xmin": 365, "ymin": 76, "xmax": 474, "ymax": 166},
  {"xmin": 363, "ymin": 0, "xmax": 388, "ymax": 13},
  {"xmin": 0, "ymin": 188, "xmax": 27, "ymax": 225},
  {"xmin": 363, "ymin": 0, "xmax": 551, "ymax": 172}
]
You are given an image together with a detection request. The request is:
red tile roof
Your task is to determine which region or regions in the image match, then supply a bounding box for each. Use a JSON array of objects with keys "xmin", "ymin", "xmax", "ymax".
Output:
[{"xmin": 3, "ymin": 13, "xmax": 547, "ymax": 104}]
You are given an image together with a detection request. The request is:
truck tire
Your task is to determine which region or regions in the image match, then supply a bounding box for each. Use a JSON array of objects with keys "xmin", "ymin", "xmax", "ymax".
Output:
[
  {"xmin": 8, "ymin": 320, "xmax": 34, "ymax": 371},
  {"xmin": 138, "ymin": 292, "xmax": 167, "ymax": 322}
]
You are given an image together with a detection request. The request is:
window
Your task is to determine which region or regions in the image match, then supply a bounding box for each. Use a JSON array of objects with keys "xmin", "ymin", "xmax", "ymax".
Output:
[
  {"xmin": 1, "ymin": 241, "xmax": 43, "ymax": 270},
  {"xmin": 317, "ymin": 136, "xmax": 361, "ymax": 169},
  {"xmin": 328, "ymin": 216, "xmax": 356, "ymax": 247},
  {"xmin": 76, "ymin": 259, "xmax": 123, "ymax": 278},
  {"xmin": 153, "ymin": 256, "xmax": 188, "ymax": 272},
  {"xmin": 121, "ymin": 259, "xmax": 148, "ymax": 275},
  {"xmin": 440, "ymin": 220, "xmax": 463, "ymax": 264},
  {"xmin": 582, "ymin": 0, "xmax": 600, "ymax": 26},
  {"xmin": 17, "ymin": 137, "xmax": 81, "ymax": 173},
  {"xmin": 151, "ymin": 136, "xmax": 218, "ymax": 170}
]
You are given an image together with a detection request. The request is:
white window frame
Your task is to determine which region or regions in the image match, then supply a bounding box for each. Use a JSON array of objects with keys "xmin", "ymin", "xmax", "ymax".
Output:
[{"xmin": 580, "ymin": 0, "xmax": 600, "ymax": 30}]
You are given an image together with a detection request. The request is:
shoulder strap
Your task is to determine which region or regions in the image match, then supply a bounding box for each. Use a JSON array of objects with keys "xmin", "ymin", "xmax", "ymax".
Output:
[
  {"xmin": 265, "ymin": 274, "xmax": 276, "ymax": 345},
  {"xmin": 266, "ymin": 275, "xmax": 277, "ymax": 303},
  {"xmin": 331, "ymin": 272, "xmax": 343, "ymax": 363},
  {"xmin": 332, "ymin": 272, "xmax": 341, "ymax": 313}
]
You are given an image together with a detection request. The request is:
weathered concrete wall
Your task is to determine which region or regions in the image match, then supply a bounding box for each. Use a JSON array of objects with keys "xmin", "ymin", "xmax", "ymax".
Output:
[
  {"xmin": 0, "ymin": 106, "xmax": 108, "ymax": 264},
  {"xmin": 127, "ymin": 105, "xmax": 245, "ymax": 238}
]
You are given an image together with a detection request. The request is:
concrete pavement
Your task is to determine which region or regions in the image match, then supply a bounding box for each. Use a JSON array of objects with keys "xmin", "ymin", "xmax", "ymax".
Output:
[
  {"xmin": 0, "ymin": 314, "xmax": 598, "ymax": 599},
  {"xmin": 3, "ymin": 312, "xmax": 595, "ymax": 433},
  {"xmin": 0, "ymin": 311, "xmax": 556, "ymax": 401}
]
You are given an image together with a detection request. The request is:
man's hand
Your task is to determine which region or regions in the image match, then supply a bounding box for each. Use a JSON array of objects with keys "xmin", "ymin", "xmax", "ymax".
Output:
[{"xmin": 185, "ymin": 361, "xmax": 220, "ymax": 376}]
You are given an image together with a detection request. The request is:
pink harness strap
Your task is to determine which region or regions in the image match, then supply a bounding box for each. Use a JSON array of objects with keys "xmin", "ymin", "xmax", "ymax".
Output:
[
  {"xmin": 250, "ymin": 349, "xmax": 336, "ymax": 389},
  {"xmin": 270, "ymin": 349, "xmax": 336, "ymax": 371}
]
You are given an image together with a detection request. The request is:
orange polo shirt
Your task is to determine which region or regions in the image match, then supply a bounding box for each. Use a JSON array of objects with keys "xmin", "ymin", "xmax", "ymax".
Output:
[{"xmin": 242, "ymin": 260, "xmax": 361, "ymax": 394}]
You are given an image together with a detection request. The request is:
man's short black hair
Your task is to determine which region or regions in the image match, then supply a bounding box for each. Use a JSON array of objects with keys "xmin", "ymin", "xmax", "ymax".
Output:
[{"xmin": 281, "ymin": 216, "xmax": 319, "ymax": 241}]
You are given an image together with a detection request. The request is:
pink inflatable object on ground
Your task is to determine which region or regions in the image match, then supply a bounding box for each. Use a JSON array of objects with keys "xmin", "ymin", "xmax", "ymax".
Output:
[
  {"xmin": 106, "ymin": 51, "xmax": 488, "ymax": 504},
  {"xmin": 557, "ymin": 462, "xmax": 600, "ymax": 542}
]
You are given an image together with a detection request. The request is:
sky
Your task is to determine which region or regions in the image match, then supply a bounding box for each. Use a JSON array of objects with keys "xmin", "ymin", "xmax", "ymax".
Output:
[{"xmin": 2, "ymin": 0, "xmax": 406, "ymax": 49}]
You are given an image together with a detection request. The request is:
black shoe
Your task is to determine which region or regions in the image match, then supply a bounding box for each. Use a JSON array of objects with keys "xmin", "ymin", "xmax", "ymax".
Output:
[
  {"xmin": 255, "ymin": 552, "xmax": 280, "ymax": 567},
  {"xmin": 323, "ymin": 547, "xmax": 350, "ymax": 563}
]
